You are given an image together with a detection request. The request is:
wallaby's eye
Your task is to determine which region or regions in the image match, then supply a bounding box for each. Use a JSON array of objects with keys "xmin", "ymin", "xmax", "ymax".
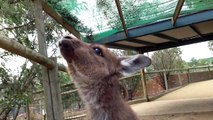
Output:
[{"xmin": 93, "ymin": 47, "xmax": 103, "ymax": 57}]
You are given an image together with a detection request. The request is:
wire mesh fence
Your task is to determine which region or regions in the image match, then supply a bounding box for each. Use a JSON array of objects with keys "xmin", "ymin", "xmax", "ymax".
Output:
[{"xmin": 46, "ymin": 0, "xmax": 213, "ymax": 42}]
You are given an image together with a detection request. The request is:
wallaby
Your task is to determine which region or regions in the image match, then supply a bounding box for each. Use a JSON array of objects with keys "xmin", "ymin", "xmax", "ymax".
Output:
[{"xmin": 59, "ymin": 35, "xmax": 151, "ymax": 120}]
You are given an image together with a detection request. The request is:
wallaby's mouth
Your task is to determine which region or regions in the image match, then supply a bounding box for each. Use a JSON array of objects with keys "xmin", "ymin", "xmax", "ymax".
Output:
[{"xmin": 59, "ymin": 35, "xmax": 78, "ymax": 62}]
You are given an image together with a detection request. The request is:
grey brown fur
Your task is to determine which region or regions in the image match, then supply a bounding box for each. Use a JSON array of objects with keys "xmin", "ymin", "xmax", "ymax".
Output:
[{"xmin": 59, "ymin": 35, "xmax": 151, "ymax": 120}]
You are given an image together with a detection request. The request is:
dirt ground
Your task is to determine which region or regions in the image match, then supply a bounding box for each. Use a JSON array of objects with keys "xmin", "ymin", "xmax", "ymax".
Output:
[
  {"xmin": 139, "ymin": 112, "xmax": 213, "ymax": 120},
  {"xmin": 130, "ymin": 80, "xmax": 213, "ymax": 120},
  {"xmin": 157, "ymin": 80, "xmax": 213, "ymax": 100}
]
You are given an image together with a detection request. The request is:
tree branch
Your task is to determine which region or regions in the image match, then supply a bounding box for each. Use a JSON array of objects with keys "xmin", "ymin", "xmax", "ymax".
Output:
[
  {"xmin": 8, "ymin": 0, "xmax": 22, "ymax": 4},
  {"xmin": 0, "ymin": 20, "xmax": 34, "ymax": 31},
  {"xmin": 0, "ymin": 107, "xmax": 12, "ymax": 120},
  {"xmin": 13, "ymin": 104, "xmax": 21, "ymax": 120}
]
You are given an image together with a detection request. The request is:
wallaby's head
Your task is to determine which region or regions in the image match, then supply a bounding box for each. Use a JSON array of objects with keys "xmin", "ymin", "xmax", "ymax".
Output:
[{"xmin": 59, "ymin": 35, "xmax": 151, "ymax": 84}]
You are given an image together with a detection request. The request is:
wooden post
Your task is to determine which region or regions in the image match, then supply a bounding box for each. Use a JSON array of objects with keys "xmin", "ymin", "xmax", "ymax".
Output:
[
  {"xmin": 208, "ymin": 66, "xmax": 211, "ymax": 79},
  {"xmin": 163, "ymin": 71, "xmax": 168, "ymax": 91},
  {"xmin": 140, "ymin": 69, "xmax": 149, "ymax": 102},
  {"xmin": 33, "ymin": 0, "xmax": 63, "ymax": 120},
  {"xmin": 33, "ymin": 0, "xmax": 54, "ymax": 119},
  {"xmin": 49, "ymin": 58, "xmax": 64, "ymax": 120},
  {"xmin": 178, "ymin": 72, "xmax": 182, "ymax": 86},
  {"xmin": 187, "ymin": 68, "xmax": 191, "ymax": 84},
  {"xmin": 138, "ymin": 51, "xmax": 149, "ymax": 102},
  {"xmin": 26, "ymin": 104, "xmax": 31, "ymax": 120}
]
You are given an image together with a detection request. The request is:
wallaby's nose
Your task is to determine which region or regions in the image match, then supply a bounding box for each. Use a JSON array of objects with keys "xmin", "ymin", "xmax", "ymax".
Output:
[
  {"xmin": 59, "ymin": 35, "xmax": 73, "ymax": 47},
  {"xmin": 59, "ymin": 39, "xmax": 70, "ymax": 48},
  {"xmin": 63, "ymin": 35, "xmax": 72, "ymax": 39}
]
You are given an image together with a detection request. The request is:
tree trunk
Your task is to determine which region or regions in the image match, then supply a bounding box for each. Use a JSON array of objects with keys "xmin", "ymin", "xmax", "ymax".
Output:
[{"xmin": 13, "ymin": 105, "xmax": 21, "ymax": 120}]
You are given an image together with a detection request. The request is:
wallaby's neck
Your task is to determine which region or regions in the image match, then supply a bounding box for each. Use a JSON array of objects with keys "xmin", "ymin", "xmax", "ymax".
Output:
[
  {"xmin": 76, "ymin": 74, "xmax": 128, "ymax": 117},
  {"xmin": 73, "ymin": 73, "xmax": 139, "ymax": 120},
  {"xmin": 78, "ymin": 74, "xmax": 123, "ymax": 107}
]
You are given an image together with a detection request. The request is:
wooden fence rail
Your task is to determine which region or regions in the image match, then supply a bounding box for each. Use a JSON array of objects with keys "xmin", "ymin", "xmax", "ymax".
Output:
[{"xmin": 0, "ymin": 34, "xmax": 67, "ymax": 72}]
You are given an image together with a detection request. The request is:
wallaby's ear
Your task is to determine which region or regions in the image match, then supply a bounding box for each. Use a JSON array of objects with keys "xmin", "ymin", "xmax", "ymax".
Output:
[{"xmin": 119, "ymin": 54, "xmax": 151, "ymax": 76}]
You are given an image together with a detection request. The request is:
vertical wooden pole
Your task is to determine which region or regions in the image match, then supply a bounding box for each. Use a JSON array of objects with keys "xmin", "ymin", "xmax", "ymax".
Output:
[
  {"xmin": 163, "ymin": 71, "xmax": 168, "ymax": 91},
  {"xmin": 139, "ymin": 51, "xmax": 149, "ymax": 101},
  {"xmin": 187, "ymin": 68, "xmax": 191, "ymax": 84},
  {"xmin": 32, "ymin": 0, "xmax": 63, "ymax": 120},
  {"xmin": 33, "ymin": 0, "xmax": 54, "ymax": 119},
  {"xmin": 26, "ymin": 104, "xmax": 30, "ymax": 120},
  {"xmin": 49, "ymin": 58, "xmax": 63, "ymax": 120},
  {"xmin": 178, "ymin": 72, "xmax": 182, "ymax": 86},
  {"xmin": 208, "ymin": 66, "xmax": 211, "ymax": 79},
  {"xmin": 141, "ymin": 69, "xmax": 149, "ymax": 102}
]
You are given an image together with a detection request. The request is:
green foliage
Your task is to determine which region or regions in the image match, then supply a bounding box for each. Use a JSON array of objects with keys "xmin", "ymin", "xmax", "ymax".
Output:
[
  {"xmin": 59, "ymin": 72, "xmax": 71, "ymax": 85},
  {"xmin": 151, "ymin": 48, "xmax": 184, "ymax": 71},
  {"xmin": 0, "ymin": 0, "xmax": 35, "ymax": 42},
  {"xmin": 123, "ymin": 50, "xmax": 137, "ymax": 56},
  {"xmin": 120, "ymin": 74, "xmax": 141, "ymax": 100},
  {"xmin": 208, "ymin": 40, "xmax": 213, "ymax": 52},
  {"xmin": 97, "ymin": 0, "xmax": 139, "ymax": 30},
  {"xmin": 206, "ymin": 57, "xmax": 213, "ymax": 64},
  {"xmin": 0, "ymin": 0, "xmax": 64, "ymax": 117},
  {"xmin": 0, "ymin": 61, "xmax": 40, "ymax": 118},
  {"xmin": 62, "ymin": 91, "xmax": 83, "ymax": 110},
  {"xmin": 151, "ymin": 48, "xmax": 184, "ymax": 89},
  {"xmin": 58, "ymin": 72, "xmax": 82, "ymax": 110},
  {"xmin": 96, "ymin": 0, "xmax": 178, "ymax": 30},
  {"xmin": 96, "ymin": 0, "xmax": 213, "ymax": 29},
  {"xmin": 188, "ymin": 57, "xmax": 213, "ymax": 67},
  {"xmin": 0, "ymin": 67, "xmax": 10, "ymax": 83},
  {"xmin": 0, "ymin": 0, "xmax": 65, "ymax": 52},
  {"xmin": 184, "ymin": 0, "xmax": 213, "ymax": 11}
]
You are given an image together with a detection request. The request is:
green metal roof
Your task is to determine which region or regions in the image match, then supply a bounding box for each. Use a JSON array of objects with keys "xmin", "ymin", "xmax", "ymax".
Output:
[{"xmin": 44, "ymin": 0, "xmax": 213, "ymax": 52}]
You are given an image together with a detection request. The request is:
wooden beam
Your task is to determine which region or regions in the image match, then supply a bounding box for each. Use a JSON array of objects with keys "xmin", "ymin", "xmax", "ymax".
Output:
[
  {"xmin": 139, "ymin": 34, "xmax": 213, "ymax": 53},
  {"xmin": 61, "ymin": 89, "xmax": 78, "ymax": 95},
  {"xmin": 58, "ymin": 64, "xmax": 67, "ymax": 72},
  {"xmin": 98, "ymin": 10, "xmax": 213, "ymax": 44},
  {"xmin": 190, "ymin": 25, "xmax": 203, "ymax": 37},
  {"xmin": 65, "ymin": 114, "xmax": 86, "ymax": 120},
  {"xmin": 41, "ymin": 1, "xmax": 80, "ymax": 38},
  {"xmin": 172, "ymin": 0, "xmax": 185, "ymax": 25},
  {"xmin": 106, "ymin": 43, "xmax": 137, "ymax": 50},
  {"xmin": 0, "ymin": 35, "xmax": 54, "ymax": 69},
  {"xmin": 153, "ymin": 33, "xmax": 179, "ymax": 42},
  {"xmin": 126, "ymin": 39, "xmax": 156, "ymax": 46},
  {"xmin": 114, "ymin": 0, "xmax": 128, "ymax": 38},
  {"xmin": 0, "ymin": 34, "xmax": 67, "ymax": 72}
]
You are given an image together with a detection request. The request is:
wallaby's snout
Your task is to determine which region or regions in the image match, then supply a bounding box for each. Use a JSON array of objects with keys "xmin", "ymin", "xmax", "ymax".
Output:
[
  {"xmin": 59, "ymin": 35, "xmax": 82, "ymax": 62},
  {"xmin": 59, "ymin": 38, "xmax": 71, "ymax": 49},
  {"xmin": 59, "ymin": 35, "xmax": 79, "ymax": 49}
]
